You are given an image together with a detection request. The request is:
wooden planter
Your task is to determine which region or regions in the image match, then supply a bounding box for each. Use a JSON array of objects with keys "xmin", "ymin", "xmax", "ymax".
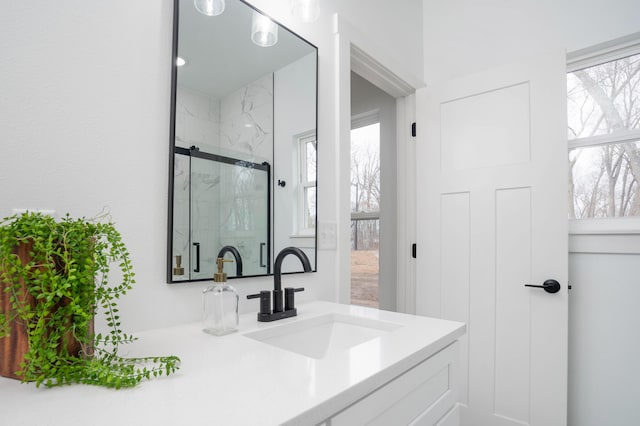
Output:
[{"xmin": 0, "ymin": 242, "xmax": 93, "ymax": 380}]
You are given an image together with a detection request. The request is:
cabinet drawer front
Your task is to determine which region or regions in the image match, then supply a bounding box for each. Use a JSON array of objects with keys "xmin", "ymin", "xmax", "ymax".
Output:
[{"xmin": 331, "ymin": 342, "xmax": 459, "ymax": 426}]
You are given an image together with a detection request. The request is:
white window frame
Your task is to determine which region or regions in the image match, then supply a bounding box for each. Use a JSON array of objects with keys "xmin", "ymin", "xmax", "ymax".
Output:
[
  {"xmin": 296, "ymin": 132, "xmax": 316, "ymax": 236},
  {"xmin": 567, "ymin": 32, "xmax": 640, "ymax": 237}
]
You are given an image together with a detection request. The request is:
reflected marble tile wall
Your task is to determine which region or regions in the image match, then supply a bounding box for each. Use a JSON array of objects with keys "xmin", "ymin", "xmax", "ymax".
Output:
[{"xmin": 220, "ymin": 73, "xmax": 273, "ymax": 163}]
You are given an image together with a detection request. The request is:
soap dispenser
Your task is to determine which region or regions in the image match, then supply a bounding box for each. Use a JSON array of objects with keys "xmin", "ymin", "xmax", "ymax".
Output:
[{"xmin": 202, "ymin": 258, "xmax": 239, "ymax": 336}]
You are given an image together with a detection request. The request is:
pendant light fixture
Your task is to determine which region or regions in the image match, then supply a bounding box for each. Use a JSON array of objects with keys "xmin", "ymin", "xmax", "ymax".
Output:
[
  {"xmin": 194, "ymin": 0, "xmax": 225, "ymax": 16},
  {"xmin": 292, "ymin": 0, "xmax": 319, "ymax": 23},
  {"xmin": 251, "ymin": 11, "xmax": 278, "ymax": 47}
]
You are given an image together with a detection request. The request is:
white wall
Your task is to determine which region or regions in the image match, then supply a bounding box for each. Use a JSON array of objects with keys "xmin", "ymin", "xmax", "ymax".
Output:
[
  {"xmin": 568, "ymin": 249, "xmax": 640, "ymax": 426},
  {"xmin": 423, "ymin": 0, "xmax": 640, "ymax": 84},
  {"xmin": 0, "ymin": 0, "xmax": 423, "ymax": 333},
  {"xmin": 350, "ymin": 72, "xmax": 397, "ymax": 311}
]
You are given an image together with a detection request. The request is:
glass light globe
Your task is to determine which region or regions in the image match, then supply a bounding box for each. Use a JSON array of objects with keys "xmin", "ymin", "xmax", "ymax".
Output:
[
  {"xmin": 292, "ymin": 0, "xmax": 319, "ymax": 23},
  {"xmin": 194, "ymin": 0, "xmax": 225, "ymax": 16},
  {"xmin": 251, "ymin": 12, "xmax": 278, "ymax": 47}
]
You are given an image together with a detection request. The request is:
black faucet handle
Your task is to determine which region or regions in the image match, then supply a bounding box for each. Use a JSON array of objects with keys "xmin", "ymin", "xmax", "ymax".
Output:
[
  {"xmin": 284, "ymin": 287, "xmax": 304, "ymax": 311},
  {"xmin": 247, "ymin": 291, "xmax": 271, "ymax": 315}
]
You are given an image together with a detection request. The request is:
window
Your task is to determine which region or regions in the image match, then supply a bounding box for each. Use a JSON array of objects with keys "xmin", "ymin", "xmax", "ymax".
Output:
[
  {"xmin": 298, "ymin": 133, "xmax": 316, "ymax": 233},
  {"xmin": 567, "ymin": 51, "xmax": 640, "ymax": 219}
]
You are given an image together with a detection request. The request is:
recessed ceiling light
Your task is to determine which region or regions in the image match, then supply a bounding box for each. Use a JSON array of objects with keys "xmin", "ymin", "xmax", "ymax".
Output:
[{"xmin": 177, "ymin": 57, "xmax": 186, "ymax": 67}]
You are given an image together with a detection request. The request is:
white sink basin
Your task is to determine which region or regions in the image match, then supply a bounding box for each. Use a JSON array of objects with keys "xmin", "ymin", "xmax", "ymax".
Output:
[{"xmin": 244, "ymin": 313, "xmax": 402, "ymax": 359}]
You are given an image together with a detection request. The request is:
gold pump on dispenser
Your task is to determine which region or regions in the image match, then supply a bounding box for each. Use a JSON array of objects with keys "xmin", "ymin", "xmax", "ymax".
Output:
[
  {"xmin": 173, "ymin": 255, "xmax": 184, "ymax": 276},
  {"xmin": 214, "ymin": 258, "xmax": 233, "ymax": 282}
]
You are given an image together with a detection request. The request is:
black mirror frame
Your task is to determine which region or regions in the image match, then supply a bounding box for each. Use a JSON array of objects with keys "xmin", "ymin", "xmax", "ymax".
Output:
[{"xmin": 166, "ymin": 0, "xmax": 318, "ymax": 284}]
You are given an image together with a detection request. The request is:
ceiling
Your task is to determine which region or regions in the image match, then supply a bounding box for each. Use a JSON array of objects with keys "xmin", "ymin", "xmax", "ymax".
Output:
[{"xmin": 177, "ymin": 0, "xmax": 315, "ymax": 98}]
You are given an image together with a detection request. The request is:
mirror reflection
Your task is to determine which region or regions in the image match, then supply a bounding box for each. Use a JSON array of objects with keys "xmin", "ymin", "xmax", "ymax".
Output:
[{"xmin": 168, "ymin": 0, "xmax": 317, "ymax": 282}]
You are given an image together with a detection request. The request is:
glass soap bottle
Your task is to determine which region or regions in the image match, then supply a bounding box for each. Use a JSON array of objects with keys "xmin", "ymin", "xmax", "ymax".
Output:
[{"xmin": 202, "ymin": 258, "xmax": 239, "ymax": 336}]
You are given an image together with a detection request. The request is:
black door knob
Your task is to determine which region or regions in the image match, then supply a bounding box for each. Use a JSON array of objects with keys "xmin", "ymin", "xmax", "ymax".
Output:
[{"xmin": 525, "ymin": 279, "xmax": 561, "ymax": 294}]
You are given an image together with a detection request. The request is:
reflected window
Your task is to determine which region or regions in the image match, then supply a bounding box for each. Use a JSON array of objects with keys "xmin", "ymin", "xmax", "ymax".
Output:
[{"xmin": 299, "ymin": 133, "xmax": 317, "ymax": 232}]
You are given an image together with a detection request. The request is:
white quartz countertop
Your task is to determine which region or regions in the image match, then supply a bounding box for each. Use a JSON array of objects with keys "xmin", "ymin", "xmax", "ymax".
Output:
[{"xmin": 0, "ymin": 301, "xmax": 465, "ymax": 426}]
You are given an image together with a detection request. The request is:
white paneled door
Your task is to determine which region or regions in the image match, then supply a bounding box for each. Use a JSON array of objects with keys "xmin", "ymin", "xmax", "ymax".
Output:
[{"xmin": 416, "ymin": 51, "xmax": 568, "ymax": 426}]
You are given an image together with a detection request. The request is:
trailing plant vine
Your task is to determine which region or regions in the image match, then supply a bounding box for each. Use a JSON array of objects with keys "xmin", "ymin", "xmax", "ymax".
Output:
[{"xmin": 0, "ymin": 212, "xmax": 180, "ymax": 389}]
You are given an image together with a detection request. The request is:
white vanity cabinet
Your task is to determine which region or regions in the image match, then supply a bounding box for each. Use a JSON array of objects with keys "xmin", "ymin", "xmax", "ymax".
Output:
[
  {"xmin": 323, "ymin": 341, "xmax": 460, "ymax": 426},
  {"xmin": 0, "ymin": 302, "xmax": 465, "ymax": 426}
]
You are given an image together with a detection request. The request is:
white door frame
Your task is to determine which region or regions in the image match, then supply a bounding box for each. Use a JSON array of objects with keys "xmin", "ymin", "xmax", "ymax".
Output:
[{"xmin": 333, "ymin": 13, "xmax": 422, "ymax": 312}]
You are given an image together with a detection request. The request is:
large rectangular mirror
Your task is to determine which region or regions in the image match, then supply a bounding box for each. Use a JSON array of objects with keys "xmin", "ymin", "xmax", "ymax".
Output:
[{"xmin": 168, "ymin": 0, "xmax": 317, "ymax": 282}]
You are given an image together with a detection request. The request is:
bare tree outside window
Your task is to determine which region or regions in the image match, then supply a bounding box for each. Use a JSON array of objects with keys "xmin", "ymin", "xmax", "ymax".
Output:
[
  {"xmin": 351, "ymin": 123, "xmax": 381, "ymax": 250},
  {"xmin": 351, "ymin": 127, "xmax": 381, "ymax": 215},
  {"xmin": 302, "ymin": 136, "xmax": 317, "ymax": 229},
  {"xmin": 567, "ymin": 53, "xmax": 640, "ymax": 219}
]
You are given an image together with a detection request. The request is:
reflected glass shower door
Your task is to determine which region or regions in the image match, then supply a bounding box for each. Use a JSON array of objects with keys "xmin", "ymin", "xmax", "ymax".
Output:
[
  {"xmin": 215, "ymin": 158, "xmax": 270, "ymax": 276},
  {"xmin": 190, "ymin": 155, "xmax": 222, "ymax": 280},
  {"xmin": 189, "ymin": 151, "xmax": 270, "ymax": 279}
]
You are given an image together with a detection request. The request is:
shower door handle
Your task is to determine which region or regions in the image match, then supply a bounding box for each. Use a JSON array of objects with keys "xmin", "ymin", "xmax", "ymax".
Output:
[
  {"xmin": 193, "ymin": 242, "xmax": 201, "ymax": 273},
  {"xmin": 260, "ymin": 242, "xmax": 266, "ymax": 268}
]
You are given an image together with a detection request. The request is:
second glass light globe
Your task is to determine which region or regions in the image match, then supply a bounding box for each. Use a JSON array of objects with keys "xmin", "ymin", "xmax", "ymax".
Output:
[{"xmin": 194, "ymin": 0, "xmax": 225, "ymax": 16}]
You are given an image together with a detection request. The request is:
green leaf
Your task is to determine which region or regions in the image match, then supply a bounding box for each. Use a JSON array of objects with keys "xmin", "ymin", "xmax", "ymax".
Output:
[{"xmin": 0, "ymin": 211, "xmax": 180, "ymax": 389}]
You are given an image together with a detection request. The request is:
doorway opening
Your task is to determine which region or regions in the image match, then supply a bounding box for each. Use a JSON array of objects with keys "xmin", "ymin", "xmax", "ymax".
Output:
[
  {"xmin": 349, "ymin": 71, "xmax": 397, "ymax": 311},
  {"xmin": 336, "ymin": 27, "xmax": 418, "ymax": 311},
  {"xmin": 350, "ymin": 122, "xmax": 381, "ymax": 308}
]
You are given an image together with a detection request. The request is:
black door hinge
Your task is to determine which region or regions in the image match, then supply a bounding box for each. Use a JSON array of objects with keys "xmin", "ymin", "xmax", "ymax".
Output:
[
  {"xmin": 411, "ymin": 122, "xmax": 416, "ymax": 137},
  {"xmin": 411, "ymin": 243, "xmax": 417, "ymax": 258}
]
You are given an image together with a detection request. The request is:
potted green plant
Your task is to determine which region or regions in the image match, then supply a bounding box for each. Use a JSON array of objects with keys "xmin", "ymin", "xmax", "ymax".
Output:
[{"xmin": 0, "ymin": 211, "xmax": 180, "ymax": 389}]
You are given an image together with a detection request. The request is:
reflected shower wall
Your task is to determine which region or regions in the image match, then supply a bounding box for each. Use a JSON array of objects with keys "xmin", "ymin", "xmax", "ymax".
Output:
[
  {"xmin": 172, "ymin": 72, "xmax": 273, "ymax": 281},
  {"xmin": 173, "ymin": 148, "xmax": 270, "ymax": 281},
  {"xmin": 174, "ymin": 74, "xmax": 273, "ymax": 163}
]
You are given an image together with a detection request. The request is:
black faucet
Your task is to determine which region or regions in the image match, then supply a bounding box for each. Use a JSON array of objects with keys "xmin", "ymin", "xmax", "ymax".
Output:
[
  {"xmin": 247, "ymin": 247, "xmax": 311, "ymax": 322},
  {"xmin": 217, "ymin": 246, "xmax": 243, "ymax": 277}
]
